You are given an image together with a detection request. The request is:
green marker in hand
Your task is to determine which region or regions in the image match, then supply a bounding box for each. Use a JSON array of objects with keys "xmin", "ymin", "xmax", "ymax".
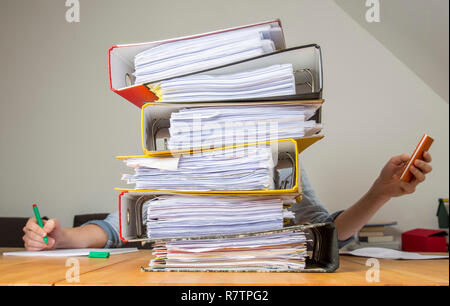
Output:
[{"xmin": 32, "ymin": 204, "xmax": 48, "ymax": 245}]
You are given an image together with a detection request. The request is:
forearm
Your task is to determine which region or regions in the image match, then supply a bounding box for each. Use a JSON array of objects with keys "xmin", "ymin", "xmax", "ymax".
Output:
[
  {"xmin": 334, "ymin": 182, "xmax": 391, "ymax": 241},
  {"xmin": 333, "ymin": 152, "xmax": 432, "ymax": 242},
  {"xmin": 55, "ymin": 224, "xmax": 108, "ymax": 249}
]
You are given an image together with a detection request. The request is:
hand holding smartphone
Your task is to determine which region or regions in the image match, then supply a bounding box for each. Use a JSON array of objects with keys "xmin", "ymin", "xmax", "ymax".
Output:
[{"xmin": 400, "ymin": 134, "xmax": 434, "ymax": 182}]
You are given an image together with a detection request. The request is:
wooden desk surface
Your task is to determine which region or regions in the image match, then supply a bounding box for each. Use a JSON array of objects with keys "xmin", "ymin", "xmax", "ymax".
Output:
[
  {"xmin": 1, "ymin": 248, "xmax": 448, "ymax": 286},
  {"xmin": 0, "ymin": 248, "xmax": 143, "ymax": 286}
]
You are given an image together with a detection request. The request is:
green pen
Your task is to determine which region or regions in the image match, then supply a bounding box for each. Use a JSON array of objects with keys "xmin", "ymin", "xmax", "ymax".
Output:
[
  {"xmin": 89, "ymin": 252, "xmax": 110, "ymax": 258},
  {"xmin": 32, "ymin": 204, "xmax": 48, "ymax": 245}
]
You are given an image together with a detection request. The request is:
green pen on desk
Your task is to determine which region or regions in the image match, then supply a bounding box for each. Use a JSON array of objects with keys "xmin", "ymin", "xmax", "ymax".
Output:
[
  {"xmin": 89, "ymin": 252, "xmax": 110, "ymax": 258},
  {"xmin": 32, "ymin": 204, "xmax": 48, "ymax": 245}
]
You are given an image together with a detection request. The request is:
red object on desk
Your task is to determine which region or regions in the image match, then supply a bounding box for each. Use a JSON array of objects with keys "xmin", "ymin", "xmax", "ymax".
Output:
[{"xmin": 402, "ymin": 229, "xmax": 448, "ymax": 252}]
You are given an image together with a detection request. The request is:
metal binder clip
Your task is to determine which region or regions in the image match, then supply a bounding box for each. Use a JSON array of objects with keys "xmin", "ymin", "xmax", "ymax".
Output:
[
  {"xmin": 294, "ymin": 68, "xmax": 315, "ymax": 93},
  {"xmin": 276, "ymin": 152, "xmax": 296, "ymax": 190},
  {"xmin": 125, "ymin": 73, "xmax": 133, "ymax": 87},
  {"xmin": 150, "ymin": 119, "xmax": 170, "ymax": 151},
  {"xmin": 135, "ymin": 195, "xmax": 155, "ymax": 238}
]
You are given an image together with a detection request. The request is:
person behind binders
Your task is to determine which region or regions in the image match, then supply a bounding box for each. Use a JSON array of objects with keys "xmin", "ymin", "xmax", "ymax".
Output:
[{"xmin": 22, "ymin": 152, "xmax": 432, "ymax": 250}]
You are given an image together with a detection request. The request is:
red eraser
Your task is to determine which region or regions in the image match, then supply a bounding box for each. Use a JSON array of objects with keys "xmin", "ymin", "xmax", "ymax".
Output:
[{"xmin": 400, "ymin": 134, "xmax": 434, "ymax": 182}]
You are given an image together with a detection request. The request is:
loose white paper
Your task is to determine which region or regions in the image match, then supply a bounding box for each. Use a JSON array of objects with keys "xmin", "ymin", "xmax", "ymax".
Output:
[
  {"xmin": 343, "ymin": 247, "xmax": 449, "ymax": 260},
  {"xmin": 125, "ymin": 156, "xmax": 180, "ymax": 171},
  {"xmin": 2, "ymin": 248, "xmax": 138, "ymax": 257}
]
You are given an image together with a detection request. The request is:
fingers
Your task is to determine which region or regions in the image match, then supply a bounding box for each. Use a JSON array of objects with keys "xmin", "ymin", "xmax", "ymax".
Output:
[
  {"xmin": 25, "ymin": 227, "xmax": 48, "ymax": 243},
  {"xmin": 46, "ymin": 237, "xmax": 56, "ymax": 249},
  {"xmin": 22, "ymin": 217, "xmax": 58, "ymax": 251},
  {"xmin": 390, "ymin": 154, "xmax": 410, "ymax": 167},
  {"xmin": 409, "ymin": 165, "xmax": 426, "ymax": 183},
  {"xmin": 24, "ymin": 240, "xmax": 55, "ymax": 251},
  {"xmin": 23, "ymin": 231, "xmax": 49, "ymax": 251},
  {"xmin": 396, "ymin": 161, "xmax": 431, "ymax": 196},
  {"xmin": 23, "ymin": 230, "xmax": 56, "ymax": 250},
  {"xmin": 385, "ymin": 154, "xmax": 410, "ymax": 178},
  {"xmin": 414, "ymin": 159, "xmax": 432, "ymax": 174},
  {"xmin": 423, "ymin": 151, "xmax": 432, "ymax": 163},
  {"xmin": 43, "ymin": 219, "xmax": 56, "ymax": 233},
  {"xmin": 23, "ymin": 237, "xmax": 47, "ymax": 251},
  {"xmin": 23, "ymin": 218, "xmax": 47, "ymax": 238},
  {"xmin": 399, "ymin": 180, "xmax": 416, "ymax": 194}
]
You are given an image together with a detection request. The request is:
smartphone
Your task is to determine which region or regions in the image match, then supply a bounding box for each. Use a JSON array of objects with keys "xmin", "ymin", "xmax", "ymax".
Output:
[{"xmin": 400, "ymin": 134, "xmax": 434, "ymax": 182}]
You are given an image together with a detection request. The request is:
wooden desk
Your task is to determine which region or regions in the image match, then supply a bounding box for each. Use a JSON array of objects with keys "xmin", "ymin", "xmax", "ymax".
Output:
[
  {"xmin": 1, "ymin": 249, "xmax": 448, "ymax": 286},
  {"xmin": 0, "ymin": 248, "xmax": 143, "ymax": 286}
]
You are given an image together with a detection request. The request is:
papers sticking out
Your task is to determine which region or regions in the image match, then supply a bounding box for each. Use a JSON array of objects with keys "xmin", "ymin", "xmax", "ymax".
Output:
[
  {"xmin": 167, "ymin": 104, "xmax": 322, "ymax": 151},
  {"xmin": 141, "ymin": 195, "xmax": 294, "ymax": 239},
  {"xmin": 125, "ymin": 156, "xmax": 180, "ymax": 171},
  {"xmin": 134, "ymin": 25, "xmax": 279, "ymax": 85},
  {"xmin": 152, "ymin": 64, "xmax": 296, "ymax": 102},
  {"xmin": 121, "ymin": 146, "xmax": 275, "ymax": 191},
  {"xmin": 2, "ymin": 248, "xmax": 139, "ymax": 257},
  {"xmin": 149, "ymin": 231, "xmax": 307, "ymax": 271},
  {"xmin": 343, "ymin": 247, "xmax": 449, "ymax": 260}
]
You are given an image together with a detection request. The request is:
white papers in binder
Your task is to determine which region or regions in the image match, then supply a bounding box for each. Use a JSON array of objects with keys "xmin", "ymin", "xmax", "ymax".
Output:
[
  {"xmin": 167, "ymin": 104, "xmax": 322, "ymax": 151},
  {"xmin": 134, "ymin": 24, "xmax": 280, "ymax": 85},
  {"xmin": 152, "ymin": 64, "xmax": 296, "ymax": 102},
  {"xmin": 140, "ymin": 195, "xmax": 294, "ymax": 239},
  {"xmin": 149, "ymin": 231, "xmax": 307, "ymax": 271},
  {"xmin": 121, "ymin": 146, "xmax": 275, "ymax": 191}
]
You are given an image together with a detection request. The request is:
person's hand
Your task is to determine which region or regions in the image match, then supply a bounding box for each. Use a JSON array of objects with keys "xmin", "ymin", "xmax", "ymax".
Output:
[
  {"xmin": 371, "ymin": 152, "xmax": 432, "ymax": 200},
  {"xmin": 22, "ymin": 218, "xmax": 63, "ymax": 251}
]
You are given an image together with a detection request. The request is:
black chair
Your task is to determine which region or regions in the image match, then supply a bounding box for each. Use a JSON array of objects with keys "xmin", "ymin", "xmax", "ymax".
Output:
[
  {"xmin": 0, "ymin": 217, "xmax": 29, "ymax": 247},
  {"xmin": 73, "ymin": 213, "xmax": 108, "ymax": 228}
]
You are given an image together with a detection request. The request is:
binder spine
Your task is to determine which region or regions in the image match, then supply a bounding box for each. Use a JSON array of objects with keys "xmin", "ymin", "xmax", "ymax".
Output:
[{"xmin": 118, "ymin": 190, "xmax": 129, "ymax": 243}]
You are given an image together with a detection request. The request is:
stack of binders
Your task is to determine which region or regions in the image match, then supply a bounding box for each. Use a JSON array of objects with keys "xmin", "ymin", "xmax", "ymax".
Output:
[{"xmin": 109, "ymin": 20, "xmax": 338, "ymax": 272}]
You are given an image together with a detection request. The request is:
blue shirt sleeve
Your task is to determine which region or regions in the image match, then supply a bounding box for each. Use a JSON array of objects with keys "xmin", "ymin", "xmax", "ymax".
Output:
[{"xmin": 82, "ymin": 211, "xmax": 123, "ymax": 248}]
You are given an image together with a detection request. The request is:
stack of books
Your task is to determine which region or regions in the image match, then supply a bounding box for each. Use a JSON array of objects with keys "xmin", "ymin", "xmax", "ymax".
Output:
[
  {"xmin": 108, "ymin": 20, "xmax": 338, "ymax": 272},
  {"xmin": 357, "ymin": 221, "xmax": 400, "ymax": 250}
]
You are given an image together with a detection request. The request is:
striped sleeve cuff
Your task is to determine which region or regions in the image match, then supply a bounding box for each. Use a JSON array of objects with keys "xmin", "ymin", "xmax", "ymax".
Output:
[{"xmin": 82, "ymin": 220, "xmax": 123, "ymax": 248}]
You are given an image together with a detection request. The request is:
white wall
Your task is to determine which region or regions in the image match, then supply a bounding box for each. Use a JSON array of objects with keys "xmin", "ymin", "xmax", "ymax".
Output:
[
  {"xmin": 335, "ymin": 0, "xmax": 449, "ymax": 103},
  {"xmin": 0, "ymin": 0, "xmax": 448, "ymax": 232}
]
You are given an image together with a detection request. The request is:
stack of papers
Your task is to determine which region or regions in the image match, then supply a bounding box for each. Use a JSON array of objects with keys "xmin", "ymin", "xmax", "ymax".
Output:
[
  {"xmin": 141, "ymin": 195, "xmax": 294, "ymax": 239},
  {"xmin": 149, "ymin": 231, "xmax": 307, "ymax": 271},
  {"xmin": 152, "ymin": 64, "xmax": 296, "ymax": 102},
  {"xmin": 167, "ymin": 104, "xmax": 322, "ymax": 150},
  {"xmin": 121, "ymin": 146, "xmax": 275, "ymax": 191},
  {"xmin": 134, "ymin": 25, "xmax": 277, "ymax": 85}
]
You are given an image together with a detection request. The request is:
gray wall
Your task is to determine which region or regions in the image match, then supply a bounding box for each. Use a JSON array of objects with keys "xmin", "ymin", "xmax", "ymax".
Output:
[{"xmin": 0, "ymin": 0, "xmax": 448, "ymax": 233}]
